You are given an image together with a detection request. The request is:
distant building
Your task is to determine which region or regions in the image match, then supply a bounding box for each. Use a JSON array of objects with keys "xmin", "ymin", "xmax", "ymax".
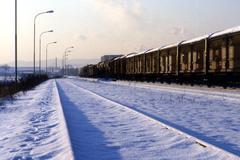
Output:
[{"xmin": 101, "ymin": 55, "xmax": 123, "ymax": 62}]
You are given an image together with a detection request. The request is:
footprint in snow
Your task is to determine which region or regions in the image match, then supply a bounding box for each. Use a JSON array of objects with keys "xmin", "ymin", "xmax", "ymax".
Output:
[
  {"xmin": 24, "ymin": 135, "xmax": 37, "ymax": 142},
  {"xmin": 19, "ymin": 144, "xmax": 28, "ymax": 147},
  {"xmin": 12, "ymin": 156, "xmax": 33, "ymax": 160},
  {"xmin": 1, "ymin": 137, "xmax": 9, "ymax": 141},
  {"xmin": 9, "ymin": 148, "xmax": 20, "ymax": 153}
]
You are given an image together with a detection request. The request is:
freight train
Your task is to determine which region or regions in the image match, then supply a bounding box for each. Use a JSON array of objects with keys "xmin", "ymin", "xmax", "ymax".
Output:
[{"xmin": 80, "ymin": 26, "xmax": 240, "ymax": 86}]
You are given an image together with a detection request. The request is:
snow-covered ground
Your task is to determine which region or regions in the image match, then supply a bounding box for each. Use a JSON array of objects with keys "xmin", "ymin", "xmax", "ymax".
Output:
[
  {"xmin": 56, "ymin": 79, "xmax": 236, "ymax": 159},
  {"xmin": 0, "ymin": 78, "xmax": 239, "ymax": 159},
  {"xmin": 68, "ymin": 78, "xmax": 240, "ymax": 157},
  {"xmin": 0, "ymin": 80, "xmax": 73, "ymax": 160}
]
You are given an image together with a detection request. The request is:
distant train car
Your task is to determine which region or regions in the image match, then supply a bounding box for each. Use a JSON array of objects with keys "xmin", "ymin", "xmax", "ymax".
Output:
[
  {"xmin": 113, "ymin": 55, "xmax": 126, "ymax": 78},
  {"xmin": 125, "ymin": 53, "xmax": 136, "ymax": 78},
  {"xmin": 178, "ymin": 36, "xmax": 207, "ymax": 78},
  {"xmin": 119, "ymin": 55, "xmax": 127, "ymax": 78},
  {"xmin": 134, "ymin": 51, "xmax": 147, "ymax": 79},
  {"xmin": 160, "ymin": 44, "xmax": 178, "ymax": 76},
  {"xmin": 208, "ymin": 30, "xmax": 240, "ymax": 73},
  {"xmin": 102, "ymin": 61, "xmax": 112, "ymax": 77},
  {"xmin": 206, "ymin": 28, "xmax": 240, "ymax": 83},
  {"xmin": 113, "ymin": 57, "xmax": 120, "ymax": 77},
  {"xmin": 182, "ymin": 37, "xmax": 206, "ymax": 75},
  {"xmin": 96, "ymin": 62, "xmax": 105, "ymax": 77},
  {"xmin": 80, "ymin": 64, "xmax": 98, "ymax": 77},
  {"xmin": 145, "ymin": 48, "xmax": 159, "ymax": 78}
]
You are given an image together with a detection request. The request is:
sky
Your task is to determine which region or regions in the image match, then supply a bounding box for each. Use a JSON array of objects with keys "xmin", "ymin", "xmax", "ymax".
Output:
[{"xmin": 0, "ymin": 0, "xmax": 240, "ymax": 66}]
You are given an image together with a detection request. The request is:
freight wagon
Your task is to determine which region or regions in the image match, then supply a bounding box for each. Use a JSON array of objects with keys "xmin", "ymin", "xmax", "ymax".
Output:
[{"xmin": 80, "ymin": 26, "xmax": 240, "ymax": 86}]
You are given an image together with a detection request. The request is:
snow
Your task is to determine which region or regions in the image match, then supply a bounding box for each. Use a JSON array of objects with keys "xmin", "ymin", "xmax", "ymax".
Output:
[
  {"xmin": 0, "ymin": 80, "xmax": 73, "ymax": 160},
  {"xmin": 1, "ymin": 78, "xmax": 239, "ymax": 159},
  {"xmin": 56, "ymin": 79, "xmax": 236, "ymax": 159},
  {"xmin": 210, "ymin": 26, "xmax": 240, "ymax": 38},
  {"xmin": 136, "ymin": 34, "xmax": 207, "ymax": 54},
  {"xmin": 182, "ymin": 34, "xmax": 209, "ymax": 45},
  {"xmin": 114, "ymin": 55, "xmax": 126, "ymax": 60},
  {"xmin": 125, "ymin": 53, "xmax": 137, "ymax": 58},
  {"xmin": 125, "ymin": 49, "xmax": 153, "ymax": 58},
  {"xmin": 70, "ymin": 78, "xmax": 240, "ymax": 157},
  {"xmin": 160, "ymin": 43, "xmax": 179, "ymax": 50},
  {"xmin": 146, "ymin": 47, "xmax": 162, "ymax": 53},
  {"xmin": 134, "ymin": 49, "xmax": 153, "ymax": 56}
]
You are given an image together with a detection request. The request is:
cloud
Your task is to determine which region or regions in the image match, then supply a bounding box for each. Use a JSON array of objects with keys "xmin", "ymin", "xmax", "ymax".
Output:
[
  {"xmin": 74, "ymin": 34, "xmax": 88, "ymax": 42},
  {"xmin": 139, "ymin": 44, "xmax": 148, "ymax": 52},
  {"xmin": 170, "ymin": 26, "xmax": 198, "ymax": 42},
  {"xmin": 79, "ymin": 35, "xmax": 88, "ymax": 41},
  {"xmin": 171, "ymin": 26, "xmax": 185, "ymax": 36},
  {"xmin": 91, "ymin": 0, "xmax": 143, "ymax": 28}
]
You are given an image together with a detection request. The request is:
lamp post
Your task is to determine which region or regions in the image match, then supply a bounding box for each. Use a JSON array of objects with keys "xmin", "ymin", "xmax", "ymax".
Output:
[
  {"xmin": 39, "ymin": 30, "xmax": 53, "ymax": 74},
  {"xmin": 33, "ymin": 10, "xmax": 54, "ymax": 75},
  {"xmin": 65, "ymin": 53, "xmax": 71, "ymax": 76},
  {"xmin": 63, "ymin": 50, "xmax": 71, "ymax": 76},
  {"xmin": 64, "ymin": 46, "xmax": 74, "ymax": 75},
  {"xmin": 55, "ymin": 57, "xmax": 57, "ymax": 73},
  {"xmin": 46, "ymin": 41, "xmax": 57, "ymax": 74},
  {"xmin": 15, "ymin": 0, "xmax": 17, "ymax": 82},
  {"xmin": 62, "ymin": 55, "xmax": 64, "ymax": 75}
]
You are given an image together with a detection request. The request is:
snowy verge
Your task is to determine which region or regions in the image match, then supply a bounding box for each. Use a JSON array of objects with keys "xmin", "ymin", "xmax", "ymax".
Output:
[{"xmin": 0, "ymin": 80, "xmax": 74, "ymax": 159}]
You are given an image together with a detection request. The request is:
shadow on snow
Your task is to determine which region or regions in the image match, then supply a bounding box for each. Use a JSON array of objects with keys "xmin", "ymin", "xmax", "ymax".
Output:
[{"xmin": 56, "ymin": 82, "xmax": 123, "ymax": 160}]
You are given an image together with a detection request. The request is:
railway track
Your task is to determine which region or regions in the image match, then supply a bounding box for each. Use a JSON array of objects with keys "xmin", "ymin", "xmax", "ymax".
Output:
[{"xmin": 65, "ymin": 79, "xmax": 239, "ymax": 159}]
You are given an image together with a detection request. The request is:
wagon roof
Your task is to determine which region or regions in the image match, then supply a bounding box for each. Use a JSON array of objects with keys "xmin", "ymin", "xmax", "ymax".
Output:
[
  {"xmin": 125, "ymin": 52, "xmax": 137, "ymax": 58},
  {"xmin": 146, "ymin": 47, "xmax": 159, "ymax": 53},
  {"xmin": 182, "ymin": 34, "xmax": 209, "ymax": 45},
  {"xmin": 113, "ymin": 55, "xmax": 123, "ymax": 60},
  {"xmin": 210, "ymin": 26, "xmax": 240, "ymax": 38},
  {"xmin": 160, "ymin": 43, "xmax": 179, "ymax": 50},
  {"xmin": 113, "ymin": 54, "xmax": 126, "ymax": 60},
  {"xmin": 134, "ymin": 49, "xmax": 153, "ymax": 56}
]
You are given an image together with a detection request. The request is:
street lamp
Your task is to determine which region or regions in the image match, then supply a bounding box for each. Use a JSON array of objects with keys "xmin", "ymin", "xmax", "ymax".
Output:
[
  {"xmin": 46, "ymin": 42, "xmax": 57, "ymax": 74},
  {"xmin": 63, "ymin": 50, "xmax": 71, "ymax": 76},
  {"xmin": 15, "ymin": 0, "xmax": 17, "ymax": 82},
  {"xmin": 33, "ymin": 10, "xmax": 54, "ymax": 74},
  {"xmin": 46, "ymin": 41, "xmax": 57, "ymax": 74},
  {"xmin": 39, "ymin": 30, "xmax": 53, "ymax": 74},
  {"xmin": 64, "ymin": 46, "xmax": 74, "ymax": 75},
  {"xmin": 65, "ymin": 53, "xmax": 71, "ymax": 76}
]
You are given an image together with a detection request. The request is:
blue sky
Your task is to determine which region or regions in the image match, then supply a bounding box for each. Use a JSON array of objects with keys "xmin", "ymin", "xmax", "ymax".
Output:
[{"xmin": 0, "ymin": 0, "xmax": 240, "ymax": 65}]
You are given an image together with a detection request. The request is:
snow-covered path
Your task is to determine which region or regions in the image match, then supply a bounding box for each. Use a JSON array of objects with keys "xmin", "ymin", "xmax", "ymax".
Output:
[
  {"xmin": 56, "ymin": 79, "xmax": 238, "ymax": 160},
  {"xmin": 67, "ymin": 78, "xmax": 240, "ymax": 157},
  {"xmin": 0, "ymin": 80, "xmax": 73, "ymax": 160}
]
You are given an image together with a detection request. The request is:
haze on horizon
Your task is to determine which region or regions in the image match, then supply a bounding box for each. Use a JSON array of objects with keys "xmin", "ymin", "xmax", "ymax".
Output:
[{"xmin": 0, "ymin": 0, "xmax": 240, "ymax": 66}]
